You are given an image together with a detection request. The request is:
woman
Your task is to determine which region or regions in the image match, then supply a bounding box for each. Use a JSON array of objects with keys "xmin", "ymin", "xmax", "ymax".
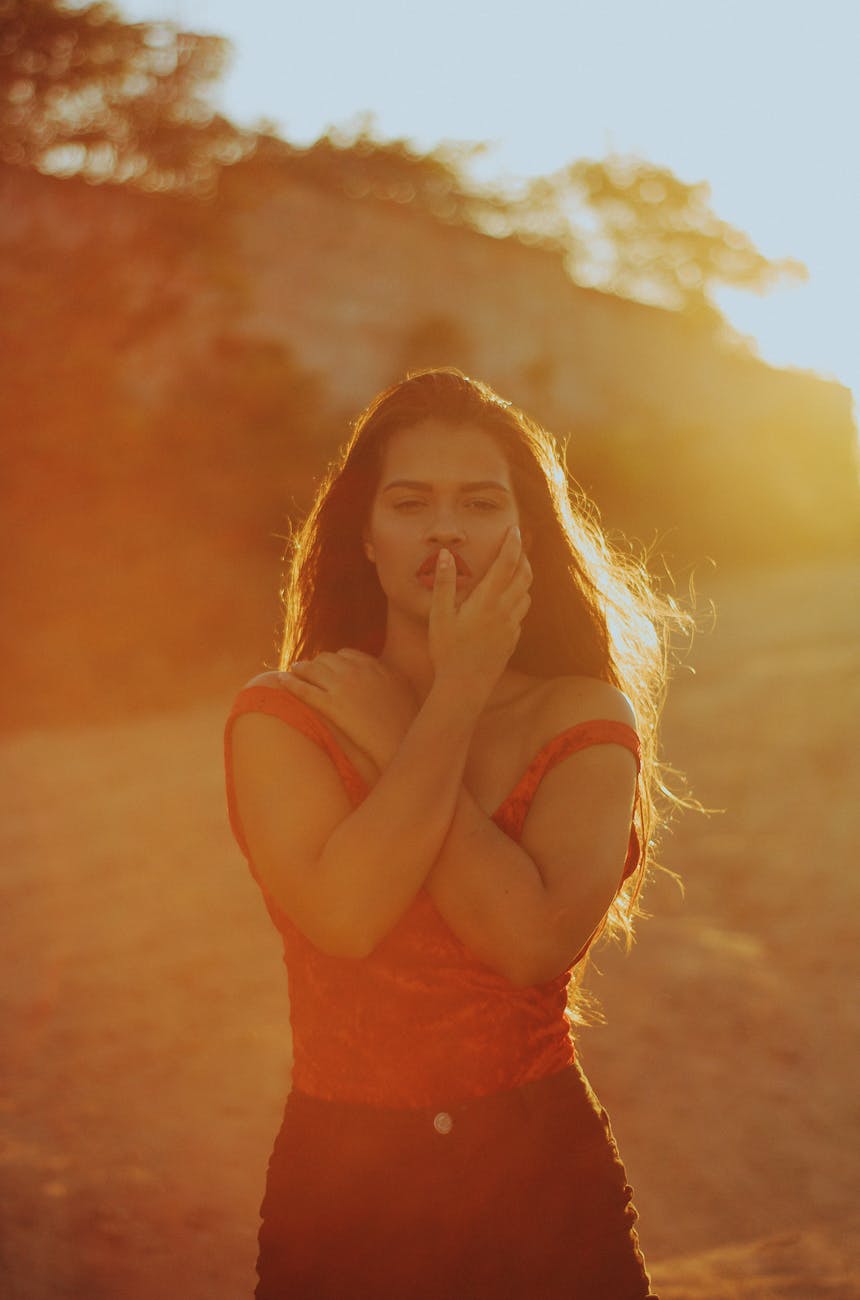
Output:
[{"xmin": 225, "ymin": 367, "xmax": 681, "ymax": 1298}]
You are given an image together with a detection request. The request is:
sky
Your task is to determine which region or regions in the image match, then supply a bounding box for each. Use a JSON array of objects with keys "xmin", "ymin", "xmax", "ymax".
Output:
[{"xmin": 123, "ymin": 0, "xmax": 859, "ymax": 409}]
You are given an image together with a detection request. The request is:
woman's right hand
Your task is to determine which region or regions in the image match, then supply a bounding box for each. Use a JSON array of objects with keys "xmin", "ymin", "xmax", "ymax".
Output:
[
  {"xmin": 429, "ymin": 525, "xmax": 532, "ymax": 697},
  {"xmin": 280, "ymin": 650, "xmax": 418, "ymax": 771}
]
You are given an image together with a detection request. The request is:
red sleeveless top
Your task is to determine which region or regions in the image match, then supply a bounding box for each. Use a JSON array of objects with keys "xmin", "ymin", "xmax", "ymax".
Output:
[{"xmin": 224, "ymin": 683, "xmax": 641, "ymax": 1109}]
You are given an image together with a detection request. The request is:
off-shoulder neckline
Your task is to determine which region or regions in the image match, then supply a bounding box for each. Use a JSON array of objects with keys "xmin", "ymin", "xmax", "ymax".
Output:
[{"xmin": 233, "ymin": 682, "xmax": 640, "ymax": 822}]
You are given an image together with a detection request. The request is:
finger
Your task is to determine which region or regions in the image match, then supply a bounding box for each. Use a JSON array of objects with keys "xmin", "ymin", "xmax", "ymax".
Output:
[
  {"xmin": 278, "ymin": 669, "xmax": 327, "ymax": 701},
  {"xmin": 496, "ymin": 552, "xmax": 533, "ymax": 612},
  {"xmin": 510, "ymin": 591, "xmax": 532, "ymax": 624},
  {"xmin": 429, "ymin": 547, "xmax": 457, "ymax": 634},
  {"xmin": 335, "ymin": 648, "xmax": 375, "ymax": 665},
  {"xmin": 499, "ymin": 581, "xmax": 533, "ymax": 627},
  {"xmin": 495, "ymin": 524, "xmax": 523, "ymax": 575},
  {"xmin": 503, "ymin": 550, "xmax": 532, "ymax": 591},
  {"xmin": 338, "ymin": 646, "xmax": 398, "ymax": 684},
  {"xmin": 313, "ymin": 650, "xmax": 348, "ymax": 670},
  {"xmin": 287, "ymin": 657, "xmax": 335, "ymax": 687},
  {"xmin": 475, "ymin": 526, "xmax": 522, "ymax": 598}
]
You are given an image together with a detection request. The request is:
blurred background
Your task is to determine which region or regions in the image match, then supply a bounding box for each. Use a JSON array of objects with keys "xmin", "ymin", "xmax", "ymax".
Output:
[{"xmin": 2, "ymin": 2, "xmax": 858, "ymax": 1297}]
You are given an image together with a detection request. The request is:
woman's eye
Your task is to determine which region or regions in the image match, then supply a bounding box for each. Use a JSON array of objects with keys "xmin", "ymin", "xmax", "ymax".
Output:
[
  {"xmin": 466, "ymin": 499, "xmax": 500, "ymax": 512},
  {"xmin": 393, "ymin": 499, "xmax": 425, "ymax": 511}
]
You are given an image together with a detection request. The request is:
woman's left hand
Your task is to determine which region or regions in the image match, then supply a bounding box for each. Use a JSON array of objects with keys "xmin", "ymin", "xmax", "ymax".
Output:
[{"xmin": 279, "ymin": 651, "xmax": 418, "ymax": 770}]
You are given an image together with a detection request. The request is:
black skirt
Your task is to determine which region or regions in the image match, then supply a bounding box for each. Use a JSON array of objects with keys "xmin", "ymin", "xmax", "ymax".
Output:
[{"xmin": 255, "ymin": 1061, "xmax": 658, "ymax": 1300}]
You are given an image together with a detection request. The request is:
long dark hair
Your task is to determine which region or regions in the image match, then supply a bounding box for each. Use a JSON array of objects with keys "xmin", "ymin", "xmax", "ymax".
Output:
[{"xmin": 280, "ymin": 367, "xmax": 691, "ymax": 1004}]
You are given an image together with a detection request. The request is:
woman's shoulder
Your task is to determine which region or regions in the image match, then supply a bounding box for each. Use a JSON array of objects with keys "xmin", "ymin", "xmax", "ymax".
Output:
[
  {"xmin": 229, "ymin": 669, "xmax": 324, "ymax": 742},
  {"xmin": 531, "ymin": 675, "xmax": 637, "ymax": 743},
  {"xmin": 239, "ymin": 668, "xmax": 289, "ymax": 693},
  {"xmin": 483, "ymin": 672, "xmax": 636, "ymax": 765},
  {"xmin": 230, "ymin": 668, "xmax": 375, "ymax": 790}
]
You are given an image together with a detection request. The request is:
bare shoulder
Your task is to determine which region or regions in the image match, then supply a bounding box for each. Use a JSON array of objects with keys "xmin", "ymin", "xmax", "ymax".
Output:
[
  {"xmin": 535, "ymin": 675, "xmax": 637, "ymax": 741},
  {"xmin": 242, "ymin": 668, "xmax": 289, "ymax": 691},
  {"xmin": 236, "ymin": 668, "xmax": 322, "ymax": 724},
  {"xmin": 232, "ymin": 670, "xmax": 326, "ymax": 773},
  {"xmin": 230, "ymin": 695, "xmax": 352, "ymax": 821}
]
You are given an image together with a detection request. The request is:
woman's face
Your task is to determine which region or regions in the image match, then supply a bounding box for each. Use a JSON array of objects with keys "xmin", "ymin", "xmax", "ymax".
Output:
[{"xmin": 363, "ymin": 419, "xmax": 524, "ymax": 620}]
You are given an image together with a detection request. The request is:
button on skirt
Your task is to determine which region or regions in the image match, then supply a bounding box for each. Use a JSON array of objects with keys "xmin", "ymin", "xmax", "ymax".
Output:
[{"xmin": 255, "ymin": 1060, "xmax": 658, "ymax": 1299}]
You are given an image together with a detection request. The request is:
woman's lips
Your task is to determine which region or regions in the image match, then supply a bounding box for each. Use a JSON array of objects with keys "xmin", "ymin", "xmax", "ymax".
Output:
[
  {"xmin": 416, "ymin": 552, "xmax": 471, "ymax": 577},
  {"xmin": 416, "ymin": 552, "xmax": 471, "ymax": 587}
]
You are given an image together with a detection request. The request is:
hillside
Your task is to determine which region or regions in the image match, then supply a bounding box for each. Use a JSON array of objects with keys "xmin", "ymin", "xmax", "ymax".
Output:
[
  {"xmin": 2, "ymin": 559, "xmax": 858, "ymax": 1298},
  {"xmin": 2, "ymin": 159, "xmax": 857, "ymax": 731}
]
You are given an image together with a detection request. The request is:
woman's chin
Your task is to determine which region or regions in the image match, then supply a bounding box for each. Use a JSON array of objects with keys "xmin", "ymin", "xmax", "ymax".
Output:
[{"xmin": 416, "ymin": 574, "xmax": 472, "ymax": 592}]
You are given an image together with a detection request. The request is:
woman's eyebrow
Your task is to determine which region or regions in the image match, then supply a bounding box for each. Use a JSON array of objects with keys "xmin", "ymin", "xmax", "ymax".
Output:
[
  {"xmin": 381, "ymin": 479, "xmax": 512, "ymax": 494},
  {"xmin": 462, "ymin": 481, "xmax": 512, "ymax": 494}
]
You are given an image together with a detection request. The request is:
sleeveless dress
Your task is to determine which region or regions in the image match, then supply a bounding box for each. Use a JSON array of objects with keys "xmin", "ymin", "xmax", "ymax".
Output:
[{"xmin": 225, "ymin": 683, "xmax": 658, "ymax": 1299}]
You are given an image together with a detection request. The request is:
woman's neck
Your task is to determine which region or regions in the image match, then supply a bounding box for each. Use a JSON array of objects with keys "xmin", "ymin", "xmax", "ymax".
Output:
[
  {"xmin": 378, "ymin": 617, "xmax": 435, "ymax": 701},
  {"xmin": 378, "ymin": 613, "xmax": 536, "ymax": 711}
]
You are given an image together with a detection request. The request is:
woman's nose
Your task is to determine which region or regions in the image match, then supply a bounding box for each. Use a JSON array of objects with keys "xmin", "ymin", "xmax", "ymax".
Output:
[{"xmin": 426, "ymin": 512, "xmax": 466, "ymax": 545}]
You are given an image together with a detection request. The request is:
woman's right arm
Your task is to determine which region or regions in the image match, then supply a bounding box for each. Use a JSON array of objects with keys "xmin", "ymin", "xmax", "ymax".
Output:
[{"xmin": 231, "ymin": 675, "xmax": 482, "ymax": 959}]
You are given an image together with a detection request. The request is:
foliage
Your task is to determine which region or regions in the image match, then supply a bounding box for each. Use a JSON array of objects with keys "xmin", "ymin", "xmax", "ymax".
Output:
[
  {"xmin": 224, "ymin": 120, "xmax": 509, "ymax": 233},
  {"xmin": 0, "ymin": 0, "xmax": 250, "ymax": 191},
  {"xmin": 510, "ymin": 155, "xmax": 808, "ymax": 319},
  {"xmin": 251, "ymin": 118, "xmax": 806, "ymax": 328},
  {"xmin": 0, "ymin": 0, "xmax": 805, "ymax": 316},
  {"xmin": 0, "ymin": 7, "xmax": 847, "ymax": 728}
]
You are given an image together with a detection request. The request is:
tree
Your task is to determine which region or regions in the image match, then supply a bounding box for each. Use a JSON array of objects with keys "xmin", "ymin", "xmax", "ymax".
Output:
[
  {"xmin": 227, "ymin": 114, "xmax": 507, "ymax": 234},
  {"xmin": 504, "ymin": 155, "xmax": 807, "ymax": 323},
  {"xmin": 263, "ymin": 117, "xmax": 806, "ymax": 331},
  {"xmin": 0, "ymin": 0, "xmax": 250, "ymax": 191}
]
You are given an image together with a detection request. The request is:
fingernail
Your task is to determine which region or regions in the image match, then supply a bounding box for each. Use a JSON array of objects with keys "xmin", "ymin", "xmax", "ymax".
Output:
[{"xmin": 438, "ymin": 548, "xmax": 453, "ymax": 568}]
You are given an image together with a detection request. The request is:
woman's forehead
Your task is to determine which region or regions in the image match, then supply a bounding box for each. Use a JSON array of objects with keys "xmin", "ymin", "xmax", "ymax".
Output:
[{"xmin": 378, "ymin": 420, "xmax": 511, "ymax": 484}]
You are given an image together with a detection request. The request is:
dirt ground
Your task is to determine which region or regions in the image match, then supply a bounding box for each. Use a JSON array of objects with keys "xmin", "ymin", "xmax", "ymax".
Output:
[{"xmin": 2, "ymin": 560, "xmax": 858, "ymax": 1299}]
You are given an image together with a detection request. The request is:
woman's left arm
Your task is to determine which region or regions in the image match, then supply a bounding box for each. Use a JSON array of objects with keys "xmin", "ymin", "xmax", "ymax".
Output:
[
  {"xmin": 425, "ymin": 687, "xmax": 639, "ymax": 988},
  {"xmin": 277, "ymin": 655, "xmax": 638, "ymax": 987}
]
